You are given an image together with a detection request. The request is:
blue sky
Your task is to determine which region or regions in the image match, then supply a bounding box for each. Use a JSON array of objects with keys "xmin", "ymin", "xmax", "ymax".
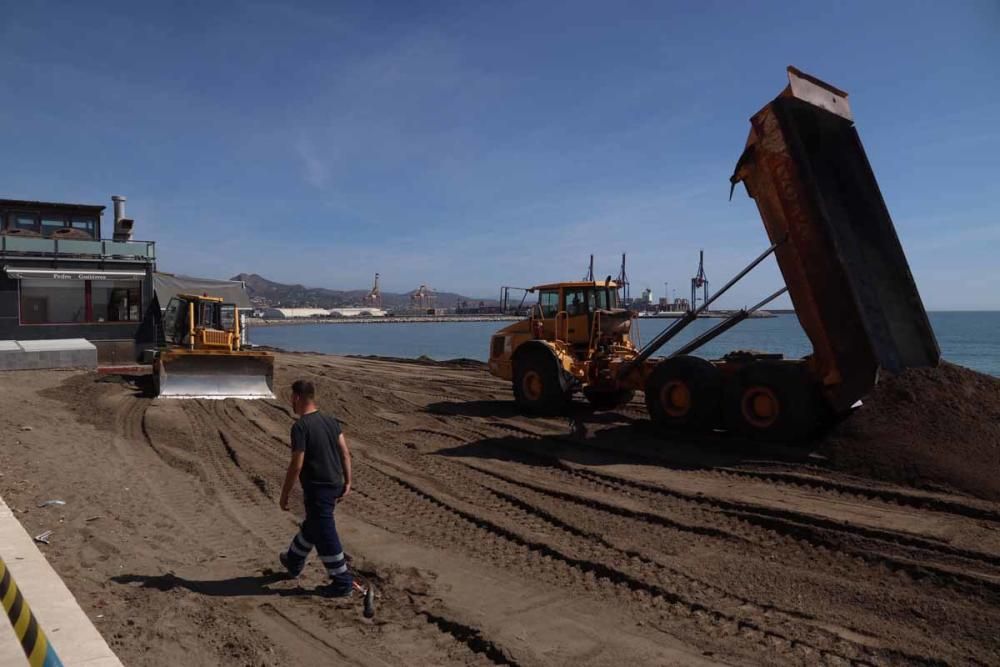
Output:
[{"xmin": 2, "ymin": 1, "xmax": 997, "ymax": 308}]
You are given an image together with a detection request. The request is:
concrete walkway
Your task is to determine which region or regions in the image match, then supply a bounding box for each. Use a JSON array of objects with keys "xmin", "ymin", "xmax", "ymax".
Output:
[{"xmin": 0, "ymin": 496, "xmax": 122, "ymax": 666}]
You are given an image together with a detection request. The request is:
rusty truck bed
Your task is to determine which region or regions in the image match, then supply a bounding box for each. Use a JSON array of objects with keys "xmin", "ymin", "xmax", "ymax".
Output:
[{"xmin": 732, "ymin": 68, "xmax": 939, "ymax": 412}]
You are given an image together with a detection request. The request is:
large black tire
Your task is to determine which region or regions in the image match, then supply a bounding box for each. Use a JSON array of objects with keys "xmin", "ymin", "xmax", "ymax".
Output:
[
  {"xmin": 722, "ymin": 360, "xmax": 823, "ymax": 442},
  {"xmin": 583, "ymin": 388, "xmax": 635, "ymax": 411},
  {"xmin": 512, "ymin": 346, "xmax": 571, "ymax": 414},
  {"xmin": 644, "ymin": 356, "xmax": 722, "ymax": 432}
]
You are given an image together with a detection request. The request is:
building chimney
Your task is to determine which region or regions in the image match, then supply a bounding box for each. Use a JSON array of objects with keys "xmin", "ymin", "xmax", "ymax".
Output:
[
  {"xmin": 112, "ymin": 195, "xmax": 126, "ymax": 222},
  {"xmin": 111, "ymin": 195, "xmax": 134, "ymax": 241}
]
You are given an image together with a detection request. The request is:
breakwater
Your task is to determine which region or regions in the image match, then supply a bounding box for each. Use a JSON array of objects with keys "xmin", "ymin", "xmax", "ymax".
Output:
[
  {"xmin": 250, "ymin": 315, "xmax": 523, "ymax": 326},
  {"xmin": 251, "ymin": 310, "xmax": 775, "ymax": 327}
]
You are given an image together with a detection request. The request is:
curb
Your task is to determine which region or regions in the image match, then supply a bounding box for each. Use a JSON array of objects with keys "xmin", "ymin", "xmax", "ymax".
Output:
[
  {"xmin": 0, "ymin": 497, "xmax": 122, "ymax": 666},
  {"xmin": 1, "ymin": 557, "xmax": 64, "ymax": 667}
]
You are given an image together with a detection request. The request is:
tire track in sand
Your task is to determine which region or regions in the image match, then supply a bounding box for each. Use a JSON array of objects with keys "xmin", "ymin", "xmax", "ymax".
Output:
[{"xmin": 350, "ymin": 460, "xmax": 946, "ymax": 667}]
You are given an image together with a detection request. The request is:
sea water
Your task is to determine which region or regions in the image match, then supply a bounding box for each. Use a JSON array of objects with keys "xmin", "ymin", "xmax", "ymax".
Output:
[{"xmin": 249, "ymin": 312, "xmax": 1000, "ymax": 377}]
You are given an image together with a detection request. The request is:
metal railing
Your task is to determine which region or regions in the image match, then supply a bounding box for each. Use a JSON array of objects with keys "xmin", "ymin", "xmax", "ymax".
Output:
[{"xmin": 0, "ymin": 235, "xmax": 155, "ymax": 260}]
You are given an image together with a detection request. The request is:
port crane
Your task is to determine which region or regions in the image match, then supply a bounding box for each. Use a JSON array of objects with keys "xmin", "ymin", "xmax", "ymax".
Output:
[
  {"xmin": 690, "ymin": 250, "xmax": 709, "ymax": 310},
  {"xmin": 363, "ymin": 273, "xmax": 382, "ymax": 309}
]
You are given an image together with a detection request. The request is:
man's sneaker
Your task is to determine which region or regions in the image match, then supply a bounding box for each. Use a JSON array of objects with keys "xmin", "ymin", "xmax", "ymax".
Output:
[
  {"xmin": 279, "ymin": 552, "xmax": 303, "ymax": 577},
  {"xmin": 317, "ymin": 582, "xmax": 353, "ymax": 598}
]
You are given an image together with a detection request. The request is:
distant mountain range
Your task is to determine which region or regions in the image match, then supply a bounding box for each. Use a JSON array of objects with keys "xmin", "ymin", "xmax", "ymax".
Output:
[{"xmin": 230, "ymin": 273, "xmax": 496, "ymax": 309}]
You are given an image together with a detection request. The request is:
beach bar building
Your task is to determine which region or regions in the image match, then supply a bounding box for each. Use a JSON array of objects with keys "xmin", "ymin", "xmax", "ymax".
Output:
[{"xmin": 0, "ymin": 196, "xmax": 156, "ymax": 366}]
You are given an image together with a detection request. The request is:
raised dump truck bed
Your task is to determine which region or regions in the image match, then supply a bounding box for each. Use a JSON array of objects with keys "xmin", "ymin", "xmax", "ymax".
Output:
[
  {"xmin": 731, "ymin": 67, "xmax": 939, "ymax": 412},
  {"xmin": 488, "ymin": 67, "xmax": 940, "ymax": 441}
]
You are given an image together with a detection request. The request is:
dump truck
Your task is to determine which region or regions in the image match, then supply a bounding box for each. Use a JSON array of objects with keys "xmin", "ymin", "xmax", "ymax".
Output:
[
  {"xmin": 487, "ymin": 67, "xmax": 939, "ymax": 441},
  {"xmin": 153, "ymin": 293, "xmax": 275, "ymax": 399}
]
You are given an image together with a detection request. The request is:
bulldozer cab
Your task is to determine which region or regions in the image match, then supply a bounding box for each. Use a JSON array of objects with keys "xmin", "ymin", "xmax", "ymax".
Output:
[{"xmin": 162, "ymin": 294, "xmax": 241, "ymax": 351}]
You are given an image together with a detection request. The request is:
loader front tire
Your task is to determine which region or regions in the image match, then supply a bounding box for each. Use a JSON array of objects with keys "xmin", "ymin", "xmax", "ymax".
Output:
[
  {"xmin": 645, "ymin": 356, "xmax": 722, "ymax": 432},
  {"xmin": 512, "ymin": 347, "xmax": 570, "ymax": 414}
]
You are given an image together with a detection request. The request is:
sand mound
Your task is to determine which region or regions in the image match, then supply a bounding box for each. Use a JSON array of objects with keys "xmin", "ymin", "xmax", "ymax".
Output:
[{"xmin": 825, "ymin": 362, "xmax": 1000, "ymax": 499}]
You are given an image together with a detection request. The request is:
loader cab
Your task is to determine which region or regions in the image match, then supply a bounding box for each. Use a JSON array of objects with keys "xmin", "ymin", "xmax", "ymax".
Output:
[
  {"xmin": 562, "ymin": 286, "xmax": 593, "ymax": 346},
  {"xmin": 531, "ymin": 282, "xmax": 625, "ymax": 347}
]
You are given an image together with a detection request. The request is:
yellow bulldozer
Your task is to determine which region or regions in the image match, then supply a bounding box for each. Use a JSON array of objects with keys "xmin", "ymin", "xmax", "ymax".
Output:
[
  {"xmin": 153, "ymin": 293, "xmax": 275, "ymax": 399},
  {"xmin": 488, "ymin": 67, "xmax": 939, "ymax": 441}
]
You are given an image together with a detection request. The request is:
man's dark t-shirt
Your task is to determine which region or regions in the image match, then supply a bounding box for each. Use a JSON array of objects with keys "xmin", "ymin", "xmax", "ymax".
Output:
[{"xmin": 291, "ymin": 412, "xmax": 345, "ymax": 486}]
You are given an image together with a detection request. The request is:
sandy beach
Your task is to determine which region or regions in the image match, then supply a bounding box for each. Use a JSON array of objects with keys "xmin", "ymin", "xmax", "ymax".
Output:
[{"xmin": 1, "ymin": 352, "xmax": 998, "ymax": 665}]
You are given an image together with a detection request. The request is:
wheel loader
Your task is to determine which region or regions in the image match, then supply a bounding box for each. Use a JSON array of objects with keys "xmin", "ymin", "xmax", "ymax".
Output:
[
  {"xmin": 487, "ymin": 67, "xmax": 939, "ymax": 441},
  {"xmin": 153, "ymin": 293, "xmax": 275, "ymax": 399}
]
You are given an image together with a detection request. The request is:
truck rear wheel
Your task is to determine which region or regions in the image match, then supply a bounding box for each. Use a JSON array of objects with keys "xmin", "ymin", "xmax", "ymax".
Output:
[
  {"xmin": 512, "ymin": 348, "xmax": 570, "ymax": 414},
  {"xmin": 584, "ymin": 388, "xmax": 635, "ymax": 411},
  {"xmin": 644, "ymin": 356, "xmax": 722, "ymax": 432},
  {"xmin": 723, "ymin": 360, "xmax": 822, "ymax": 442}
]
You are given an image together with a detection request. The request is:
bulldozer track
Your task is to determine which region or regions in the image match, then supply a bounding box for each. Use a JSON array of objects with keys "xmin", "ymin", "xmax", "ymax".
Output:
[{"xmin": 177, "ymin": 401, "xmax": 294, "ymax": 551}]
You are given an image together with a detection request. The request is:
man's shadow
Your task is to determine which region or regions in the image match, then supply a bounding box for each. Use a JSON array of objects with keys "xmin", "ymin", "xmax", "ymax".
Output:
[{"xmin": 112, "ymin": 571, "xmax": 314, "ymax": 598}]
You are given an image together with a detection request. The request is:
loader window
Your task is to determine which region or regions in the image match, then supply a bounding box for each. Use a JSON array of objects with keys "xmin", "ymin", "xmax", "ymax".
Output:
[
  {"xmin": 564, "ymin": 289, "xmax": 588, "ymax": 316},
  {"xmin": 589, "ymin": 288, "xmax": 613, "ymax": 311},
  {"xmin": 539, "ymin": 290, "xmax": 559, "ymax": 318}
]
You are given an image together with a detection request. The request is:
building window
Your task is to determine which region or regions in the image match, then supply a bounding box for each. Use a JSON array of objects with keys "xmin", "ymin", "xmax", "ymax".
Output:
[
  {"xmin": 19, "ymin": 279, "xmax": 142, "ymax": 324},
  {"xmin": 41, "ymin": 216, "xmax": 67, "ymax": 236},
  {"xmin": 19, "ymin": 279, "xmax": 87, "ymax": 324},
  {"xmin": 70, "ymin": 217, "xmax": 97, "ymax": 238},
  {"xmin": 91, "ymin": 281, "xmax": 142, "ymax": 322},
  {"xmin": 12, "ymin": 213, "xmax": 39, "ymax": 233}
]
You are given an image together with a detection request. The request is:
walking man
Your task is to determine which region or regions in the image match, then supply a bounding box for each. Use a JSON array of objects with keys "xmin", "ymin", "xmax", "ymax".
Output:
[{"xmin": 279, "ymin": 379, "xmax": 354, "ymax": 596}]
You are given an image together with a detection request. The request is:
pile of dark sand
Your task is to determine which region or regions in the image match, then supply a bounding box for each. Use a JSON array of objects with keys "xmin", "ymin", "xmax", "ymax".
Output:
[{"xmin": 825, "ymin": 362, "xmax": 1000, "ymax": 499}]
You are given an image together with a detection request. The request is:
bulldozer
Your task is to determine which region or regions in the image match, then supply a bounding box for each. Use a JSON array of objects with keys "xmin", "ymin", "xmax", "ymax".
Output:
[
  {"xmin": 153, "ymin": 293, "xmax": 275, "ymax": 399},
  {"xmin": 487, "ymin": 67, "xmax": 939, "ymax": 441}
]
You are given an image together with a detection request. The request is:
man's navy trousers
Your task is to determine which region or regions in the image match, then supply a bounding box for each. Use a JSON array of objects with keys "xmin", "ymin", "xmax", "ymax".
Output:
[{"xmin": 284, "ymin": 482, "xmax": 352, "ymax": 588}]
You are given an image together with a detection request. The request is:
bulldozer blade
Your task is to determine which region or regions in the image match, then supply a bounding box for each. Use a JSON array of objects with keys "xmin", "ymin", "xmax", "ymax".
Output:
[{"xmin": 155, "ymin": 350, "xmax": 275, "ymax": 399}]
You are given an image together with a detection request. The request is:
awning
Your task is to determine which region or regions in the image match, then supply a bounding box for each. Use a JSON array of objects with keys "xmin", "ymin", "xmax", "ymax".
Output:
[
  {"xmin": 153, "ymin": 272, "xmax": 252, "ymax": 309},
  {"xmin": 3, "ymin": 266, "xmax": 147, "ymax": 281}
]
